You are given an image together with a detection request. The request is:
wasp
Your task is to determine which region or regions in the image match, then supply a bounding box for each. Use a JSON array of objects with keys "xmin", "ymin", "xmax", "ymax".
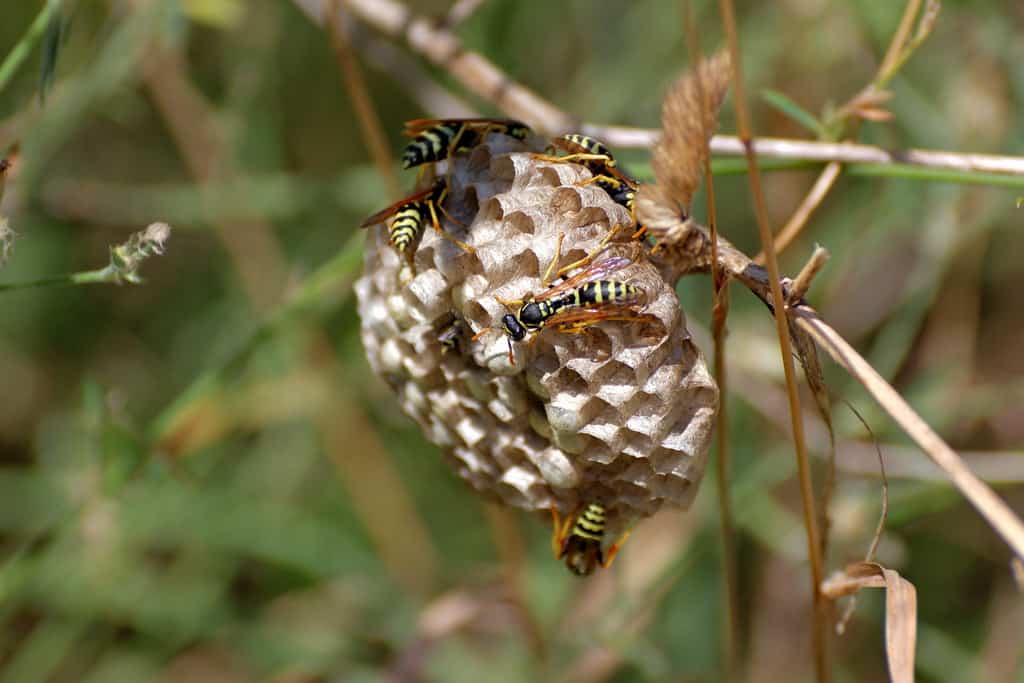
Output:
[
  {"xmin": 360, "ymin": 180, "xmax": 473, "ymax": 264},
  {"xmin": 473, "ymin": 230, "xmax": 657, "ymax": 365},
  {"xmin": 436, "ymin": 314, "xmax": 467, "ymax": 355},
  {"xmin": 534, "ymin": 135, "xmax": 645, "ymax": 238},
  {"xmin": 551, "ymin": 502, "xmax": 632, "ymax": 576},
  {"xmin": 401, "ymin": 117, "xmax": 532, "ymax": 170}
]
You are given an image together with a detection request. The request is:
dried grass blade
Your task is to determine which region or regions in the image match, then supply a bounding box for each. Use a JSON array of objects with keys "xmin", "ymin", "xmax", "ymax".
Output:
[
  {"xmin": 822, "ymin": 562, "xmax": 916, "ymax": 683},
  {"xmin": 792, "ymin": 306, "xmax": 1024, "ymax": 561}
]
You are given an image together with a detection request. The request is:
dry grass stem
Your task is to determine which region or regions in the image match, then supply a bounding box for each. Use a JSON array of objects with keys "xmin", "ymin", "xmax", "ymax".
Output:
[
  {"xmin": 443, "ymin": 0, "xmax": 486, "ymax": 27},
  {"xmin": 294, "ymin": 0, "xmax": 575, "ymax": 132},
  {"xmin": 718, "ymin": 0, "xmax": 829, "ymax": 678},
  {"xmin": 835, "ymin": 403, "xmax": 889, "ymax": 634},
  {"xmin": 327, "ymin": 0, "xmax": 402, "ymax": 201},
  {"xmin": 755, "ymin": 162, "xmax": 842, "ymax": 265},
  {"xmin": 294, "ymin": 0, "xmax": 1024, "ymax": 180},
  {"xmin": 792, "ymin": 307, "xmax": 1024, "ymax": 561},
  {"xmin": 788, "ymin": 245, "xmax": 831, "ymax": 304}
]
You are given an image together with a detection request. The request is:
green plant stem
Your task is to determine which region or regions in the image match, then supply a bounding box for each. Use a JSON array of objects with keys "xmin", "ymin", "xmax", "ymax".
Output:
[
  {"xmin": 0, "ymin": 0, "xmax": 60, "ymax": 95},
  {"xmin": 0, "ymin": 265, "xmax": 122, "ymax": 291},
  {"xmin": 709, "ymin": 158, "xmax": 1024, "ymax": 188}
]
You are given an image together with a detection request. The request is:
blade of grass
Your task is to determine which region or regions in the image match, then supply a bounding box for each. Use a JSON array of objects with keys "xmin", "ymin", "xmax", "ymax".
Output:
[
  {"xmin": 717, "ymin": 1, "xmax": 829, "ymax": 680},
  {"xmin": 761, "ymin": 89, "xmax": 823, "ymax": 137},
  {"xmin": 0, "ymin": 0, "xmax": 62, "ymax": 95},
  {"xmin": 792, "ymin": 306, "xmax": 1024, "ymax": 561}
]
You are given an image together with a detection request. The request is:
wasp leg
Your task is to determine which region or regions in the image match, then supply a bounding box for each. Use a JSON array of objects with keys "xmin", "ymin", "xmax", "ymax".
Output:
[
  {"xmin": 573, "ymin": 174, "xmax": 621, "ymax": 189},
  {"xmin": 530, "ymin": 152, "xmax": 616, "ymax": 167},
  {"xmin": 494, "ymin": 294, "xmax": 526, "ymax": 308},
  {"xmin": 470, "ymin": 326, "xmax": 494, "ymax": 342},
  {"xmin": 436, "ymin": 199, "xmax": 466, "ymax": 228},
  {"xmin": 553, "ymin": 223, "xmax": 623, "ymax": 278},
  {"xmin": 427, "ymin": 201, "xmax": 475, "ymax": 253},
  {"xmin": 549, "ymin": 505, "xmax": 564, "ymax": 558},
  {"xmin": 549, "ymin": 504, "xmax": 575, "ymax": 559},
  {"xmin": 541, "ymin": 233, "xmax": 567, "ymax": 287},
  {"xmin": 600, "ymin": 528, "xmax": 633, "ymax": 569}
]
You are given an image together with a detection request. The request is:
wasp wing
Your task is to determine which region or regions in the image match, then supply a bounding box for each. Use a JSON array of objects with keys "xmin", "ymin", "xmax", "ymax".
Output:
[
  {"xmin": 533, "ymin": 255, "xmax": 634, "ymax": 302},
  {"xmin": 544, "ymin": 303, "xmax": 660, "ymax": 334},
  {"xmin": 359, "ymin": 185, "xmax": 438, "ymax": 228}
]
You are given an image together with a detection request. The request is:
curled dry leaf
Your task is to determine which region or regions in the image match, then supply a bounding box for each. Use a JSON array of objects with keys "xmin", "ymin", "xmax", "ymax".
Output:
[{"xmin": 822, "ymin": 562, "xmax": 917, "ymax": 683}]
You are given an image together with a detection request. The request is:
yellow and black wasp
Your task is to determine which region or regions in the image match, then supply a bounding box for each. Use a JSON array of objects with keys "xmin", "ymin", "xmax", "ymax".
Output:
[
  {"xmin": 551, "ymin": 502, "xmax": 632, "ymax": 576},
  {"xmin": 401, "ymin": 117, "xmax": 532, "ymax": 170},
  {"xmin": 473, "ymin": 232, "xmax": 658, "ymax": 365},
  {"xmin": 360, "ymin": 180, "xmax": 473, "ymax": 265},
  {"xmin": 534, "ymin": 135, "xmax": 645, "ymax": 238}
]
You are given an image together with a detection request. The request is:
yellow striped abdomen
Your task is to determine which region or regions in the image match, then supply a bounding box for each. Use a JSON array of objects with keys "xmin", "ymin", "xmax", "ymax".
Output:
[{"xmin": 389, "ymin": 204, "xmax": 425, "ymax": 252}]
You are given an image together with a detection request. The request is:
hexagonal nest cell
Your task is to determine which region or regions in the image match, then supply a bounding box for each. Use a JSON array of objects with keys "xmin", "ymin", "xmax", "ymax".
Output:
[{"xmin": 355, "ymin": 133, "xmax": 718, "ymax": 533}]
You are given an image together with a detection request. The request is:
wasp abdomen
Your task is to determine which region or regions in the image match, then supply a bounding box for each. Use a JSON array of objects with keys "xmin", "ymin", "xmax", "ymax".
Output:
[
  {"xmin": 573, "ymin": 503, "xmax": 606, "ymax": 541},
  {"xmin": 388, "ymin": 204, "xmax": 428, "ymax": 252}
]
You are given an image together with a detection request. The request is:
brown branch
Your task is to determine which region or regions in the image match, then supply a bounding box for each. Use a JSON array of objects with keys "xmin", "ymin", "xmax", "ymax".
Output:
[
  {"xmin": 292, "ymin": 0, "xmax": 1024, "ymax": 179},
  {"xmin": 292, "ymin": 0, "xmax": 575, "ymax": 132},
  {"xmin": 754, "ymin": 161, "xmax": 842, "ymax": 265},
  {"xmin": 328, "ymin": 1, "xmax": 402, "ymax": 201}
]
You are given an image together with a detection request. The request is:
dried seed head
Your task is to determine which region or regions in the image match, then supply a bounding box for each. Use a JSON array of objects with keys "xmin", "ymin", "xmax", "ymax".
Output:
[
  {"xmin": 356, "ymin": 135, "xmax": 717, "ymax": 531},
  {"xmin": 650, "ymin": 50, "xmax": 732, "ymax": 212}
]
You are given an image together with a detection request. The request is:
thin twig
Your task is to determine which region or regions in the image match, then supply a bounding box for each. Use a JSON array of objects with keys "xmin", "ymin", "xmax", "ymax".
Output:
[
  {"xmin": 718, "ymin": 1, "xmax": 828, "ymax": 680},
  {"xmin": 293, "ymin": 0, "xmax": 576, "ymax": 132},
  {"xmin": 754, "ymin": 161, "xmax": 841, "ymax": 265},
  {"xmin": 791, "ymin": 307, "xmax": 1024, "ymax": 562},
  {"xmin": 354, "ymin": 32, "xmax": 478, "ymax": 118},
  {"xmin": 328, "ymin": 0, "xmax": 402, "ymax": 201},
  {"xmin": 876, "ymin": 0, "xmax": 925, "ymax": 87},
  {"xmin": 443, "ymin": 0, "xmax": 486, "ymax": 28},
  {"xmin": 788, "ymin": 245, "xmax": 830, "ymax": 304},
  {"xmin": 682, "ymin": 2, "xmax": 739, "ymax": 677},
  {"xmin": 292, "ymin": 0, "xmax": 1024, "ymax": 182}
]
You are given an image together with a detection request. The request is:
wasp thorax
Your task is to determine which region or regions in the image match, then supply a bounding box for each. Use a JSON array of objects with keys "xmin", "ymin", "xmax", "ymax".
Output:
[{"xmin": 356, "ymin": 132, "xmax": 718, "ymax": 534}]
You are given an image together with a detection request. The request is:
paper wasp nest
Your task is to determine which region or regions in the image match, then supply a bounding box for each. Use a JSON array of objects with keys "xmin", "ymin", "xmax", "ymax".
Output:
[{"xmin": 355, "ymin": 136, "xmax": 718, "ymax": 530}]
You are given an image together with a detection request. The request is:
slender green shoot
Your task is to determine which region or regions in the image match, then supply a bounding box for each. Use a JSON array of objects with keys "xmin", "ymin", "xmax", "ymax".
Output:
[
  {"xmin": 0, "ymin": 222, "xmax": 171, "ymax": 292},
  {"xmin": 0, "ymin": 0, "xmax": 63, "ymax": 95}
]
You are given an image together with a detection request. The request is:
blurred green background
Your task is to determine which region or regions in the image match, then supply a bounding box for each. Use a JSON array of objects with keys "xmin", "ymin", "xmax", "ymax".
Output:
[{"xmin": 0, "ymin": 1, "xmax": 1022, "ymax": 681}]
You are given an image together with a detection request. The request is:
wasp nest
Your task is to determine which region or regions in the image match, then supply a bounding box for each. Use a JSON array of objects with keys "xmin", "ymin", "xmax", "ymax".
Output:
[{"xmin": 355, "ymin": 135, "xmax": 718, "ymax": 531}]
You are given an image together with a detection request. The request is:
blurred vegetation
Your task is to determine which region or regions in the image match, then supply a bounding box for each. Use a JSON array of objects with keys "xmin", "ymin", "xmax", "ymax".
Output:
[{"xmin": 0, "ymin": 1, "xmax": 1022, "ymax": 681}]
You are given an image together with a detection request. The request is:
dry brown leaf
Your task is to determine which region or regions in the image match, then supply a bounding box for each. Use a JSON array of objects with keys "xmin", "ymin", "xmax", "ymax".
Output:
[
  {"xmin": 822, "ymin": 562, "xmax": 917, "ymax": 683},
  {"xmin": 855, "ymin": 107, "xmax": 895, "ymax": 122},
  {"xmin": 651, "ymin": 49, "xmax": 732, "ymax": 210}
]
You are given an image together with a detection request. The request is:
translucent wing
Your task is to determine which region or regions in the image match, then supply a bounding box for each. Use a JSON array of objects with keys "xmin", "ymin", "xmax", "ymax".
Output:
[
  {"xmin": 359, "ymin": 184, "xmax": 441, "ymax": 228},
  {"xmin": 402, "ymin": 117, "xmax": 526, "ymax": 136},
  {"xmin": 544, "ymin": 303, "xmax": 660, "ymax": 334},
  {"xmin": 533, "ymin": 255, "xmax": 634, "ymax": 302}
]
